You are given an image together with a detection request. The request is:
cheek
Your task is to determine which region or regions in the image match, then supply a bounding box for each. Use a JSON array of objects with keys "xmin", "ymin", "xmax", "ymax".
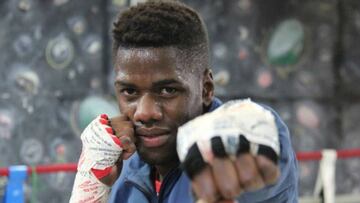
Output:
[
  {"xmin": 163, "ymin": 99, "xmax": 185, "ymax": 121},
  {"xmin": 117, "ymin": 98, "xmax": 135, "ymax": 117},
  {"xmin": 163, "ymin": 95, "xmax": 202, "ymax": 126}
]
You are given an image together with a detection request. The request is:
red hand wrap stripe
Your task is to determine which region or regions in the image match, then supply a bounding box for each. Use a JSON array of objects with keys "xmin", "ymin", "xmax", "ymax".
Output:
[{"xmin": 91, "ymin": 167, "xmax": 113, "ymax": 179}]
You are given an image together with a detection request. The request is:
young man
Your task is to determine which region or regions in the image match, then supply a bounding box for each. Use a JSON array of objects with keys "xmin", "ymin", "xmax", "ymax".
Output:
[{"xmin": 70, "ymin": 1, "xmax": 298, "ymax": 202}]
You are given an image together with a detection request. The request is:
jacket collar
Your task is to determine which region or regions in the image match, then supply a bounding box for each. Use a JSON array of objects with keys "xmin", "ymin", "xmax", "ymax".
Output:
[
  {"xmin": 208, "ymin": 97, "xmax": 222, "ymax": 112},
  {"xmin": 124, "ymin": 153, "xmax": 154, "ymax": 195}
]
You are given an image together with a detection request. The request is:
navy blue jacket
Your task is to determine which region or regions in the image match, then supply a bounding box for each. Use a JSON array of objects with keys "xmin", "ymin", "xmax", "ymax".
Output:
[{"xmin": 109, "ymin": 98, "xmax": 298, "ymax": 202}]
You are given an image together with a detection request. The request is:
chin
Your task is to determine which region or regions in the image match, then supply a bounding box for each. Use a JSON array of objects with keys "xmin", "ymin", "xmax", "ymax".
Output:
[{"xmin": 137, "ymin": 145, "xmax": 179, "ymax": 166}]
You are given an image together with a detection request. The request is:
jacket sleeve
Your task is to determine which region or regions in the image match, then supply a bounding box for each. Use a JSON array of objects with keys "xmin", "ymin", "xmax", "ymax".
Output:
[{"xmin": 236, "ymin": 105, "xmax": 299, "ymax": 203}]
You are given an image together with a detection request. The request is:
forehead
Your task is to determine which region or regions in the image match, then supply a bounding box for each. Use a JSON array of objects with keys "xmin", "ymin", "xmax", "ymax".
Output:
[{"xmin": 114, "ymin": 47, "xmax": 194, "ymax": 82}]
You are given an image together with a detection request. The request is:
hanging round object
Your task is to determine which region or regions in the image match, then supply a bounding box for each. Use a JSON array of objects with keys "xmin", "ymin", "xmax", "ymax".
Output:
[
  {"xmin": 9, "ymin": 64, "xmax": 40, "ymax": 95},
  {"xmin": 18, "ymin": 0, "xmax": 31, "ymax": 11},
  {"xmin": 45, "ymin": 36, "xmax": 74, "ymax": 70},
  {"xmin": 70, "ymin": 96, "xmax": 119, "ymax": 135},
  {"xmin": 20, "ymin": 138, "xmax": 44, "ymax": 165},
  {"xmin": 15, "ymin": 69, "xmax": 40, "ymax": 95},
  {"xmin": 83, "ymin": 35, "xmax": 102, "ymax": 55},
  {"xmin": 213, "ymin": 70, "xmax": 230, "ymax": 86},
  {"xmin": 67, "ymin": 16, "xmax": 86, "ymax": 35},
  {"xmin": 267, "ymin": 19, "xmax": 305, "ymax": 66},
  {"xmin": 13, "ymin": 34, "xmax": 33, "ymax": 57}
]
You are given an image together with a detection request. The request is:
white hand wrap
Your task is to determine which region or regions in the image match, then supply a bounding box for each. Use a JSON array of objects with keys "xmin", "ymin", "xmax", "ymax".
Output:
[
  {"xmin": 177, "ymin": 99, "xmax": 280, "ymax": 178},
  {"xmin": 70, "ymin": 115, "xmax": 123, "ymax": 203}
]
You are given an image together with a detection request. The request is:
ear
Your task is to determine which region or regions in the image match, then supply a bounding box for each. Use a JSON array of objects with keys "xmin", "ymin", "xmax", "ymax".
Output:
[{"xmin": 202, "ymin": 68, "xmax": 214, "ymax": 107}]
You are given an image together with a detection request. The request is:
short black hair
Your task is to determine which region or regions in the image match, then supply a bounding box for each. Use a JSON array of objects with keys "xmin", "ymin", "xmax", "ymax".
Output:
[{"xmin": 112, "ymin": 0, "xmax": 210, "ymax": 70}]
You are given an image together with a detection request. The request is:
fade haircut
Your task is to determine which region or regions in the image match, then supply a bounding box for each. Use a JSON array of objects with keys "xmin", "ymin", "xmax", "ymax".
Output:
[{"xmin": 112, "ymin": 0, "xmax": 210, "ymax": 72}]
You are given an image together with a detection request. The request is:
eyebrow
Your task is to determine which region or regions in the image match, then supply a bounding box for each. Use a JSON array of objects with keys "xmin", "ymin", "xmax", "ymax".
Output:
[
  {"xmin": 114, "ymin": 81, "xmax": 136, "ymax": 87},
  {"xmin": 152, "ymin": 79, "xmax": 181, "ymax": 87},
  {"xmin": 114, "ymin": 79, "xmax": 181, "ymax": 88}
]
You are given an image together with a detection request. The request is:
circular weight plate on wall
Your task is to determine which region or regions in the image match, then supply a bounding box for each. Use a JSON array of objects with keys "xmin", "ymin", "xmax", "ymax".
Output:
[
  {"xmin": 19, "ymin": 138, "xmax": 44, "ymax": 165},
  {"xmin": 8, "ymin": 64, "xmax": 40, "ymax": 95},
  {"xmin": 13, "ymin": 34, "xmax": 33, "ymax": 57},
  {"xmin": 45, "ymin": 36, "xmax": 74, "ymax": 70}
]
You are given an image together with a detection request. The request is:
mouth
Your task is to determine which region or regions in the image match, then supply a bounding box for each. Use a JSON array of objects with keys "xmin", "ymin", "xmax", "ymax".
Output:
[{"xmin": 136, "ymin": 128, "xmax": 171, "ymax": 148}]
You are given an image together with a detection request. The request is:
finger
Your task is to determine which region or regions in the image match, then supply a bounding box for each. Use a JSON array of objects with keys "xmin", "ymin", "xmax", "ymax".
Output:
[
  {"xmin": 120, "ymin": 136, "xmax": 136, "ymax": 160},
  {"xmin": 257, "ymin": 144, "xmax": 279, "ymax": 165},
  {"xmin": 256, "ymin": 155, "xmax": 280, "ymax": 185},
  {"xmin": 235, "ymin": 153, "xmax": 264, "ymax": 191},
  {"xmin": 211, "ymin": 157, "xmax": 242, "ymax": 200},
  {"xmin": 192, "ymin": 166, "xmax": 220, "ymax": 203},
  {"xmin": 114, "ymin": 127, "xmax": 136, "ymax": 160},
  {"xmin": 101, "ymin": 114, "xmax": 128, "ymax": 128},
  {"xmin": 109, "ymin": 115, "xmax": 129, "ymax": 122},
  {"xmin": 110, "ymin": 120, "xmax": 133, "ymax": 135},
  {"xmin": 210, "ymin": 137, "xmax": 242, "ymax": 199},
  {"xmin": 182, "ymin": 144, "xmax": 208, "ymax": 179},
  {"xmin": 109, "ymin": 115, "xmax": 133, "ymax": 135},
  {"xmin": 108, "ymin": 117, "xmax": 136, "ymax": 159},
  {"xmin": 110, "ymin": 120, "xmax": 136, "ymax": 144},
  {"xmin": 103, "ymin": 127, "xmax": 123, "ymax": 148},
  {"xmin": 114, "ymin": 126, "xmax": 135, "ymax": 141}
]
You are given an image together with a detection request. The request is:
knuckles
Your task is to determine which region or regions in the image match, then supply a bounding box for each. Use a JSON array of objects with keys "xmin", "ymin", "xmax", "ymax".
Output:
[{"xmin": 188, "ymin": 141, "xmax": 280, "ymax": 202}]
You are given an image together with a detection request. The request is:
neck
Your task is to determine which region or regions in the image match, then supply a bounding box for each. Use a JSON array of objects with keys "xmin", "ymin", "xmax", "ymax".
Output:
[{"xmin": 155, "ymin": 159, "xmax": 180, "ymax": 178}]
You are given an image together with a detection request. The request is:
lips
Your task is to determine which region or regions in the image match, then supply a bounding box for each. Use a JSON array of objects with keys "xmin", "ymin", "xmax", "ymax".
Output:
[{"xmin": 136, "ymin": 128, "xmax": 171, "ymax": 148}]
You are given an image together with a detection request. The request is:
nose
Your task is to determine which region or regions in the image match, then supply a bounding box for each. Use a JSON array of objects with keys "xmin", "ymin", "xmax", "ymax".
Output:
[{"xmin": 133, "ymin": 93, "xmax": 163, "ymax": 125}]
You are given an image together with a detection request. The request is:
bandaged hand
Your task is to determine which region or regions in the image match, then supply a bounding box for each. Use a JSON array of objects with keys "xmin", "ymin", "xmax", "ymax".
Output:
[
  {"xmin": 70, "ymin": 114, "xmax": 136, "ymax": 203},
  {"xmin": 177, "ymin": 99, "xmax": 280, "ymax": 203}
]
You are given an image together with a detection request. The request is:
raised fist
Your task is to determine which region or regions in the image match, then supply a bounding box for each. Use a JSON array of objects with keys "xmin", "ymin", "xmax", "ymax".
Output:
[
  {"xmin": 177, "ymin": 99, "xmax": 281, "ymax": 202},
  {"xmin": 70, "ymin": 114, "xmax": 136, "ymax": 203}
]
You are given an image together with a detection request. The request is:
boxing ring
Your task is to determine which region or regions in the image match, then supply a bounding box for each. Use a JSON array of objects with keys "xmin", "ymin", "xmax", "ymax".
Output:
[{"xmin": 1, "ymin": 148, "xmax": 360, "ymax": 203}]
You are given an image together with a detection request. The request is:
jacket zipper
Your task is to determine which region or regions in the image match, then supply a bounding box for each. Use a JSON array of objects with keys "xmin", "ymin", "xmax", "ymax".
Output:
[
  {"xmin": 125, "ymin": 179, "xmax": 155, "ymax": 202},
  {"xmin": 157, "ymin": 167, "xmax": 182, "ymax": 203}
]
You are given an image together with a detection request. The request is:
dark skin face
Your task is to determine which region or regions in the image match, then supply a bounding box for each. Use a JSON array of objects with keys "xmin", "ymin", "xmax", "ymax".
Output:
[{"xmin": 114, "ymin": 47, "xmax": 214, "ymax": 176}]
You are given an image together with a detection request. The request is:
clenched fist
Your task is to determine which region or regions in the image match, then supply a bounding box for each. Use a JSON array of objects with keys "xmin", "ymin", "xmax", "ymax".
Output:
[
  {"xmin": 177, "ymin": 99, "xmax": 281, "ymax": 203},
  {"xmin": 69, "ymin": 114, "xmax": 136, "ymax": 203}
]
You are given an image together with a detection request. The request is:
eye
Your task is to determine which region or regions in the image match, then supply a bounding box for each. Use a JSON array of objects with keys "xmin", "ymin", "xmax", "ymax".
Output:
[
  {"xmin": 120, "ymin": 88, "xmax": 137, "ymax": 96},
  {"xmin": 160, "ymin": 87, "xmax": 177, "ymax": 96}
]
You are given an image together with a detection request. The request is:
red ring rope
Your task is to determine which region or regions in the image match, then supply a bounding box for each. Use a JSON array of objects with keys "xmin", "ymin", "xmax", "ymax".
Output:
[
  {"xmin": 296, "ymin": 148, "xmax": 360, "ymax": 161},
  {"xmin": 0, "ymin": 163, "xmax": 77, "ymax": 177},
  {"xmin": 1, "ymin": 148, "xmax": 360, "ymax": 177}
]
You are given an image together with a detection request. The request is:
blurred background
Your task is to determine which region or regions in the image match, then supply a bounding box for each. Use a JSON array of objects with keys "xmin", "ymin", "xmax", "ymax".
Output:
[{"xmin": 0, "ymin": 0, "xmax": 359, "ymax": 202}]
